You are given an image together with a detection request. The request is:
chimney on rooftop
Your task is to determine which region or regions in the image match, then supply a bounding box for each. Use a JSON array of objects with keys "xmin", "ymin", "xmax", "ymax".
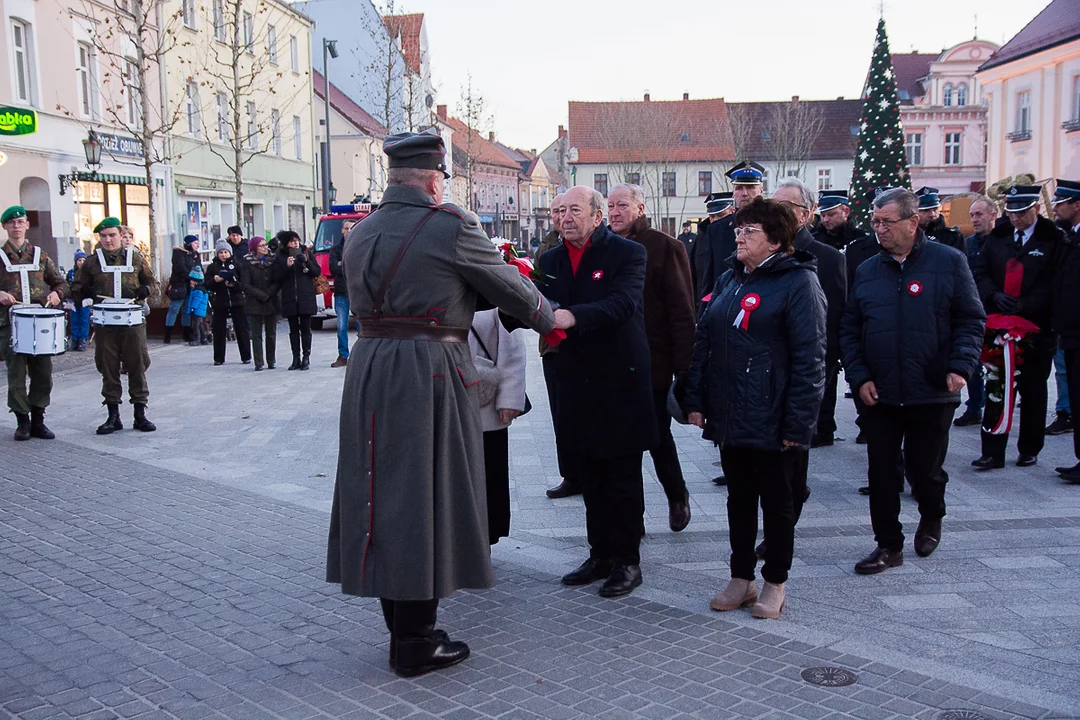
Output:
[
  {"xmin": 791, "ymin": 95, "xmax": 799, "ymax": 102},
  {"xmin": 643, "ymin": 92, "xmax": 650, "ymax": 102},
  {"xmin": 558, "ymin": 125, "xmax": 567, "ymax": 139},
  {"xmin": 436, "ymin": 104, "xmax": 447, "ymax": 120},
  {"xmin": 488, "ymin": 131, "xmax": 495, "ymax": 142},
  {"xmin": 683, "ymin": 92, "xmax": 689, "ymax": 101},
  {"xmin": 837, "ymin": 96, "xmax": 844, "ymax": 101},
  {"xmin": 530, "ymin": 148, "xmax": 536, "ymax": 155}
]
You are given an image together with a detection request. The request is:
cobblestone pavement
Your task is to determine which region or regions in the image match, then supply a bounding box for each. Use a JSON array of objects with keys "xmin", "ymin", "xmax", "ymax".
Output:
[{"xmin": 2, "ymin": 328, "xmax": 1079, "ymax": 719}]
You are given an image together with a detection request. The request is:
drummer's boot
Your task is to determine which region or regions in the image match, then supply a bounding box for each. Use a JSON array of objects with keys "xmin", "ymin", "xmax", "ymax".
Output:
[
  {"xmin": 30, "ymin": 407, "xmax": 55, "ymax": 440},
  {"xmin": 96, "ymin": 403, "xmax": 123, "ymax": 435},
  {"xmin": 133, "ymin": 403, "xmax": 156, "ymax": 432},
  {"xmin": 14, "ymin": 414, "xmax": 30, "ymax": 441}
]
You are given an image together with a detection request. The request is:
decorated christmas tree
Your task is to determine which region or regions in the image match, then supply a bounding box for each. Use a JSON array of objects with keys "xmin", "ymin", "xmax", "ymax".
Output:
[{"xmin": 850, "ymin": 18, "xmax": 910, "ymax": 225}]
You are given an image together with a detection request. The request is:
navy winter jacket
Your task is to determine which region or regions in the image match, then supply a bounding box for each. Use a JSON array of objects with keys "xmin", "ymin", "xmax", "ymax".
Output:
[
  {"xmin": 683, "ymin": 249, "xmax": 827, "ymax": 450},
  {"xmin": 840, "ymin": 232, "xmax": 986, "ymax": 406}
]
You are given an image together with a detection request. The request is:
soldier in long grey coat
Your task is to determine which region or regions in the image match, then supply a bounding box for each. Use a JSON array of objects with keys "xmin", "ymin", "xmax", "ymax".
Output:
[{"xmin": 326, "ymin": 129, "xmax": 558, "ymax": 678}]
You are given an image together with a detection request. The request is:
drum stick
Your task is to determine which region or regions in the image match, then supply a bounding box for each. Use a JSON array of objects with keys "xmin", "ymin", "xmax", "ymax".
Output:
[{"xmin": 96, "ymin": 295, "xmax": 136, "ymax": 304}]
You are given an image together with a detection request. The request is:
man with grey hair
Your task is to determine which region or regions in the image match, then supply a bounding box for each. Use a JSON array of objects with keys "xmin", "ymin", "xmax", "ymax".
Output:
[
  {"xmin": 607, "ymin": 183, "xmax": 696, "ymax": 532},
  {"xmin": 840, "ymin": 188, "xmax": 985, "ymax": 575},
  {"xmin": 955, "ymin": 196, "xmax": 999, "ymax": 426},
  {"xmin": 536, "ymin": 184, "xmax": 657, "ymax": 598}
]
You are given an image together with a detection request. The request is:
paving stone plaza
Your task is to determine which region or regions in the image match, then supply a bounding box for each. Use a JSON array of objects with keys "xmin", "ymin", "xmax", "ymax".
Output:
[{"xmin": 2, "ymin": 328, "xmax": 1079, "ymax": 719}]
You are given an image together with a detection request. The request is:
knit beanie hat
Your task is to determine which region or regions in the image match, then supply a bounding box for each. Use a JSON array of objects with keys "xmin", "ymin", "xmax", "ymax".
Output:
[
  {"xmin": 248, "ymin": 236, "xmax": 263, "ymax": 253},
  {"xmin": 189, "ymin": 265, "xmax": 204, "ymax": 279},
  {"xmin": 183, "ymin": 234, "xmax": 198, "ymax": 248},
  {"xmin": 215, "ymin": 239, "xmax": 230, "ymax": 252},
  {"xmin": 74, "ymin": 249, "xmax": 87, "ymax": 262}
]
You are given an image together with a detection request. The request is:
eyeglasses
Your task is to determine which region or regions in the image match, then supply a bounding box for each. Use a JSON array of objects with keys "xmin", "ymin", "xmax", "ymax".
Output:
[
  {"xmin": 869, "ymin": 216, "xmax": 913, "ymax": 229},
  {"xmin": 734, "ymin": 227, "xmax": 765, "ymax": 238}
]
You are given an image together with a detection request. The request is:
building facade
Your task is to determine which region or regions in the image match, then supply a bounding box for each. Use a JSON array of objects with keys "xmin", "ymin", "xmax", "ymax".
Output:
[
  {"xmin": 976, "ymin": 0, "xmax": 1080, "ymax": 187},
  {"xmin": 313, "ymin": 70, "xmax": 387, "ymax": 204},
  {"xmin": 383, "ymin": 13, "xmax": 434, "ymax": 133},
  {"xmin": 438, "ymin": 107, "xmax": 519, "ymax": 239}
]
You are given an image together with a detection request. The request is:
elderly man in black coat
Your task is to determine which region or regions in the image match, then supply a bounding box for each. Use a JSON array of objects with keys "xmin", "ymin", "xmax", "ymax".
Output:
[
  {"xmin": 536, "ymin": 185, "xmax": 658, "ymax": 599},
  {"xmin": 841, "ymin": 189, "xmax": 985, "ymax": 575}
]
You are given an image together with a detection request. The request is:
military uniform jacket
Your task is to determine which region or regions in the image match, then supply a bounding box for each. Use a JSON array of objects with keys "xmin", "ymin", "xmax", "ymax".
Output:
[
  {"xmin": 0, "ymin": 241, "xmax": 67, "ymax": 326},
  {"xmin": 923, "ymin": 216, "xmax": 966, "ymax": 253},
  {"xmin": 699, "ymin": 215, "xmax": 738, "ymax": 299},
  {"xmin": 71, "ymin": 246, "xmax": 157, "ymax": 303},
  {"xmin": 326, "ymin": 184, "xmax": 555, "ymax": 600}
]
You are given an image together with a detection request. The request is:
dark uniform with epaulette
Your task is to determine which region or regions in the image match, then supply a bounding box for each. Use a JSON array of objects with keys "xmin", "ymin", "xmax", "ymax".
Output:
[
  {"xmin": 691, "ymin": 192, "xmax": 734, "ymax": 299},
  {"xmin": 70, "ymin": 216, "xmax": 159, "ymax": 434},
  {"xmin": 1051, "ymin": 179, "xmax": 1080, "ymax": 480},
  {"xmin": 700, "ymin": 166, "xmax": 763, "ymax": 298},
  {"xmin": 916, "ymin": 187, "xmax": 966, "ymax": 253},
  {"xmin": 0, "ymin": 205, "xmax": 68, "ymax": 440}
]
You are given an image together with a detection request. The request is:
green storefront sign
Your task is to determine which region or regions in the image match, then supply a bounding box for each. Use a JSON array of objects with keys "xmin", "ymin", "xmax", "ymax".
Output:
[{"xmin": 0, "ymin": 106, "xmax": 37, "ymax": 136}]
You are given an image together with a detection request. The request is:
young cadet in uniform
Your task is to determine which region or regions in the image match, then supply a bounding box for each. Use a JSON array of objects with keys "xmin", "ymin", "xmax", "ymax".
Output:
[
  {"xmin": 71, "ymin": 217, "xmax": 159, "ymax": 435},
  {"xmin": 0, "ymin": 205, "xmax": 67, "ymax": 440}
]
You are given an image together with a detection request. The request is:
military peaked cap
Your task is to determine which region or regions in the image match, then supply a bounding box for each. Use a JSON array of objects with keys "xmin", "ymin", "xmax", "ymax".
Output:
[
  {"xmin": 706, "ymin": 191, "xmax": 734, "ymax": 214},
  {"xmin": 915, "ymin": 187, "xmax": 941, "ymax": 210},
  {"xmin": 818, "ymin": 190, "xmax": 850, "ymax": 211},
  {"xmin": 383, "ymin": 128, "xmax": 450, "ymax": 178},
  {"xmin": 1052, "ymin": 179, "xmax": 1080, "ymax": 205}
]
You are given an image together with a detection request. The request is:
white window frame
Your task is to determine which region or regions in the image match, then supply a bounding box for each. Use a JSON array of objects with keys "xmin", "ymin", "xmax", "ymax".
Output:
[
  {"xmin": 246, "ymin": 101, "xmax": 257, "ymax": 150},
  {"xmin": 289, "ymin": 35, "xmax": 299, "ymax": 73},
  {"xmin": 76, "ymin": 41, "xmax": 98, "ymax": 119},
  {"xmin": 10, "ymin": 19, "xmax": 36, "ymax": 105},
  {"xmin": 905, "ymin": 132, "xmax": 923, "ymax": 166},
  {"xmin": 267, "ymin": 25, "xmax": 277, "ymax": 65},
  {"xmin": 185, "ymin": 80, "xmax": 201, "ymax": 137},
  {"xmin": 271, "ymin": 109, "xmax": 281, "ymax": 156},
  {"xmin": 816, "ymin": 168, "xmax": 832, "ymax": 191},
  {"xmin": 1017, "ymin": 90, "xmax": 1032, "ymax": 133},
  {"xmin": 292, "ymin": 115, "xmax": 302, "ymax": 159},
  {"xmin": 216, "ymin": 92, "xmax": 229, "ymax": 142},
  {"xmin": 944, "ymin": 132, "xmax": 962, "ymax": 165},
  {"xmin": 212, "ymin": 0, "xmax": 225, "ymax": 42},
  {"xmin": 125, "ymin": 57, "xmax": 142, "ymax": 129},
  {"xmin": 1073, "ymin": 75, "xmax": 1080, "ymax": 121},
  {"xmin": 182, "ymin": 0, "xmax": 195, "ymax": 29},
  {"xmin": 942, "ymin": 83, "xmax": 953, "ymax": 107},
  {"xmin": 243, "ymin": 12, "xmax": 253, "ymax": 54},
  {"xmin": 956, "ymin": 83, "xmax": 968, "ymax": 106}
]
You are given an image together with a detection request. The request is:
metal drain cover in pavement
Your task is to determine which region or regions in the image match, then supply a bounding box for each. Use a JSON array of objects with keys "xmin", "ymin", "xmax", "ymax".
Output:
[
  {"xmin": 800, "ymin": 666, "xmax": 859, "ymax": 687},
  {"xmin": 934, "ymin": 712, "xmax": 991, "ymax": 720}
]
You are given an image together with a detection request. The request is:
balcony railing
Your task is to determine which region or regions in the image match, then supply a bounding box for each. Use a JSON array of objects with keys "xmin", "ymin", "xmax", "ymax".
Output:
[
  {"xmin": 1006, "ymin": 130, "xmax": 1032, "ymax": 142},
  {"xmin": 1062, "ymin": 119, "xmax": 1080, "ymax": 133}
]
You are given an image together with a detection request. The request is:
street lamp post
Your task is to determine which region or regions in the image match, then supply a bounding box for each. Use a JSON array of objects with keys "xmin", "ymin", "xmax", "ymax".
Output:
[
  {"xmin": 58, "ymin": 130, "xmax": 103, "ymax": 196},
  {"xmin": 321, "ymin": 39, "xmax": 338, "ymax": 212}
]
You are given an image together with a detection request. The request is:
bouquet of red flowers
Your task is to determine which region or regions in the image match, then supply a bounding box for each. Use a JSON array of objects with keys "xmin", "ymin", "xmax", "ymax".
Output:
[{"xmin": 491, "ymin": 238, "xmax": 565, "ymax": 348}]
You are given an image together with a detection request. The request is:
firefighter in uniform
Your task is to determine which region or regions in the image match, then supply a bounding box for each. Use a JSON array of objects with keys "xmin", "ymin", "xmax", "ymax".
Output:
[
  {"xmin": 915, "ymin": 187, "xmax": 966, "ymax": 253},
  {"xmin": 71, "ymin": 217, "xmax": 159, "ymax": 435},
  {"xmin": 0, "ymin": 205, "xmax": 67, "ymax": 440}
]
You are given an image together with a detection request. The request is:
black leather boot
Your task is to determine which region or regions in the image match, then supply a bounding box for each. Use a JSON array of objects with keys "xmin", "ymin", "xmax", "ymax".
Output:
[
  {"xmin": 14, "ymin": 413, "xmax": 30, "ymax": 441},
  {"xmin": 133, "ymin": 404, "xmax": 156, "ymax": 432},
  {"xmin": 288, "ymin": 353, "xmax": 301, "ymax": 370},
  {"xmin": 299, "ymin": 353, "xmax": 310, "ymax": 371},
  {"xmin": 163, "ymin": 326, "xmax": 172, "ymax": 344},
  {"xmin": 30, "ymin": 407, "xmax": 55, "ymax": 440},
  {"xmin": 393, "ymin": 600, "xmax": 469, "ymax": 678},
  {"xmin": 380, "ymin": 599, "xmax": 396, "ymax": 669},
  {"xmin": 97, "ymin": 404, "xmax": 123, "ymax": 435}
]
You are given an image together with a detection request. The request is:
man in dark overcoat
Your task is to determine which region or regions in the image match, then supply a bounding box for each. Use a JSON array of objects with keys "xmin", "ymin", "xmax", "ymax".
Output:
[
  {"xmin": 536, "ymin": 185, "xmax": 658, "ymax": 599},
  {"xmin": 972, "ymin": 185, "xmax": 1068, "ymax": 470},
  {"xmin": 606, "ymin": 183, "xmax": 696, "ymax": 531},
  {"xmin": 325, "ymin": 129, "xmax": 557, "ymax": 678},
  {"xmin": 1052, "ymin": 179, "xmax": 1080, "ymax": 481}
]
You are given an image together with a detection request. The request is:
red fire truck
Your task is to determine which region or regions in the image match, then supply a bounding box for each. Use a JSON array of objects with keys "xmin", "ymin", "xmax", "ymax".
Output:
[{"xmin": 311, "ymin": 200, "xmax": 374, "ymax": 328}]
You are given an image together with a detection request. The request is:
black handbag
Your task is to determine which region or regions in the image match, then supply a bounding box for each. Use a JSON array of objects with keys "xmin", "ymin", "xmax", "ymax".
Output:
[{"xmin": 166, "ymin": 284, "xmax": 187, "ymax": 301}]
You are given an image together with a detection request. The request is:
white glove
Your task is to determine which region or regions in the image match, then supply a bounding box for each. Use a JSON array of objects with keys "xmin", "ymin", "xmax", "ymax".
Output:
[{"xmin": 81, "ymin": 298, "xmax": 94, "ymax": 308}]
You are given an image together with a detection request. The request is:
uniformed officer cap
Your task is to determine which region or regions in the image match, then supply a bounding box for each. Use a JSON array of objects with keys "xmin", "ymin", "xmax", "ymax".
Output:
[
  {"xmin": 1, "ymin": 205, "xmax": 27, "ymax": 224},
  {"xmin": 915, "ymin": 187, "xmax": 941, "ymax": 210},
  {"xmin": 863, "ymin": 186, "xmax": 892, "ymax": 206},
  {"xmin": 1052, "ymin": 179, "xmax": 1080, "ymax": 205},
  {"xmin": 383, "ymin": 127, "xmax": 450, "ymax": 179},
  {"xmin": 725, "ymin": 161, "xmax": 765, "ymax": 186},
  {"xmin": 818, "ymin": 190, "xmax": 850, "ymax": 211},
  {"xmin": 94, "ymin": 216, "xmax": 121, "ymax": 233},
  {"xmin": 706, "ymin": 191, "xmax": 734, "ymax": 214},
  {"xmin": 1003, "ymin": 185, "xmax": 1041, "ymax": 212}
]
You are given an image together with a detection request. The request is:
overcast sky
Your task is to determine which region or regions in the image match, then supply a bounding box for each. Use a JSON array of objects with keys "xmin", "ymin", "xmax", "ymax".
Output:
[{"xmin": 401, "ymin": 0, "xmax": 1044, "ymax": 152}]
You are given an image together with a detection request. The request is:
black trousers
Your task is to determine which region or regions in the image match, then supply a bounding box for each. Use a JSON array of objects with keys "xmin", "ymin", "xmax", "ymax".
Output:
[
  {"xmin": 483, "ymin": 428, "xmax": 511, "ymax": 544},
  {"xmin": 1067, "ymin": 348, "xmax": 1080, "ymax": 461},
  {"xmin": 287, "ymin": 314, "xmax": 312, "ymax": 356},
  {"xmin": 572, "ymin": 451, "xmax": 645, "ymax": 566},
  {"xmin": 722, "ymin": 446, "xmax": 797, "ymax": 584},
  {"xmin": 379, "ymin": 598, "xmax": 438, "ymax": 638},
  {"xmin": 542, "ymin": 354, "xmax": 575, "ymax": 482},
  {"xmin": 791, "ymin": 449, "xmax": 809, "ymax": 526},
  {"xmin": 863, "ymin": 402, "xmax": 955, "ymax": 551},
  {"xmin": 817, "ymin": 360, "xmax": 840, "ymax": 437},
  {"xmin": 649, "ymin": 389, "xmax": 687, "ymax": 502},
  {"xmin": 211, "ymin": 306, "xmax": 251, "ymax": 364},
  {"xmin": 981, "ymin": 333, "xmax": 1055, "ymax": 460}
]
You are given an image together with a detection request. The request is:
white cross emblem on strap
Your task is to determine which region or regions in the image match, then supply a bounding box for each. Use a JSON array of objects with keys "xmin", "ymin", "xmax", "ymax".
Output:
[
  {"xmin": 96, "ymin": 247, "xmax": 134, "ymax": 300},
  {"xmin": 0, "ymin": 245, "xmax": 41, "ymax": 304}
]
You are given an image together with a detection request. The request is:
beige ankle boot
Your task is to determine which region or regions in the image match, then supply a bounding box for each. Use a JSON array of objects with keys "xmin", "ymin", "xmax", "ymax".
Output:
[
  {"xmin": 709, "ymin": 578, "xmax": 757, "ymax": 611},
  {"xmin": 751, "ymin": 581, "xmax": 785, "ymax": 619}
]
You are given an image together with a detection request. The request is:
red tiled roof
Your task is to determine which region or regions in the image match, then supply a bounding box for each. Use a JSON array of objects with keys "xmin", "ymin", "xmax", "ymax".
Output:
[
  {"xmin": 568, "ymin": 98, "xmax": 734, "ymax": 164},
  {"xmin": 979, "ymin": 0, "xmax": 1080, "ymax": 72},
  {"xmin": 383, "ymin": 14, "xmax": 423, "ymax": 75},
  {"xmin": 888, "ymin": 53, "xmax": 936, "ymax": 102},
  {"xmin": 727, "ymin": 99, "xmax": 863, "ymax": 160},
  {"xmin": 443, "ymin": 117, "xmax": 521, "ymax": 170},
  {"xmin": 313, "ymin": 71, "xmax": 387, "ymax": 138}
]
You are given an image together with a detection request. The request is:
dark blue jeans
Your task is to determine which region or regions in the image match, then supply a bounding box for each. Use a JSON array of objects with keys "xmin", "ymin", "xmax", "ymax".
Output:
[{"xmin": 334, "ymin": 294, "xmax": 351, "ymax": 359}]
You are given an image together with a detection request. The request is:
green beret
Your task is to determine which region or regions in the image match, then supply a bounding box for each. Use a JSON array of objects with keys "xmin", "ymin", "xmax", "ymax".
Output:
[
  {"xmin": 94, "ymin": 216, "xmax": 121, "ymax": 233},
  {"xmin": 1, "ymin": 205, "xmax": 27, "ymax": 224}
]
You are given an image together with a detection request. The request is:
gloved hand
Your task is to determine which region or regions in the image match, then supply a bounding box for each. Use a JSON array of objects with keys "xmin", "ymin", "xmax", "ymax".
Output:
[
  {"xmin": 81, "ymin": 298, "xmax": 94, "ymax": 308},
  {"xmin": 134, "ymin": 285, "xmax": 150, "ymax": 301},
  {"xmin": 993, "ymin": 292, "xmax": 1019, "ymax": 314}
]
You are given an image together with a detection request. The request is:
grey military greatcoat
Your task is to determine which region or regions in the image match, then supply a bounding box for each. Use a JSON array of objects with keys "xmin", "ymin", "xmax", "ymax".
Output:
[{"xmin": 326, "ymin": 184, "xmax": 555, "ymax": 600}]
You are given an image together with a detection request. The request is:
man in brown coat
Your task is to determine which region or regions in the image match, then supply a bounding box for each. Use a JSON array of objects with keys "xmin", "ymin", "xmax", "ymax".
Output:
[{"xmin": 607, "ymin": 184, "xmax": 697, "ymax": 530}]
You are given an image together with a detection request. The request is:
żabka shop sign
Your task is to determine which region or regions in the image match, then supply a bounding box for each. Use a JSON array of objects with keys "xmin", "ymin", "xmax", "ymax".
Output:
[{"xmin": 0, "ymin": 106, "xmax": 37, "ymax": 136}]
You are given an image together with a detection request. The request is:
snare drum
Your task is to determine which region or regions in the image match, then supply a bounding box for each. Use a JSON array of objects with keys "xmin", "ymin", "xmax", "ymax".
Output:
[
  {"xmin": 10, "ymin": 306, "xmax": 66, "ymax": 356},
  {"xmin": 92, "ymin": 302, "xmax": 144, "ymax": 327}
]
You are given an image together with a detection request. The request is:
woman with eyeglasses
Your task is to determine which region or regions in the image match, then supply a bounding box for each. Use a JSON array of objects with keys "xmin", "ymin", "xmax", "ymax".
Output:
[{"xmin": 682, "ymin": 196, "xmax": 827, "ymax": 620}]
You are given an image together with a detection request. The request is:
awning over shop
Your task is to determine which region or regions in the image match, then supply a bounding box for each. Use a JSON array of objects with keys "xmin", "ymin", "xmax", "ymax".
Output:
[{"xmin": 75, "ymin": 172, "xmax": 146, "ymax": 185}]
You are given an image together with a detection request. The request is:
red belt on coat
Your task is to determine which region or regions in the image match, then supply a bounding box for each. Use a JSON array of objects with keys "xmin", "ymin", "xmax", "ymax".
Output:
[{"xmin": 358, "ymin": 319, "xmax": 468, "ymax": 343}]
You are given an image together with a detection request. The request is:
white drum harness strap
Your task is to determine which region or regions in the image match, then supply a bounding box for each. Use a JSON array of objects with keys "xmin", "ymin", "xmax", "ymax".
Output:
[
  {"xmin": 95, "ymin": 247, "xmax": 135, "ymax": 300},
  {"xmin": 0, "ymin": 244, "xmax": 41, "ymax": 304}
]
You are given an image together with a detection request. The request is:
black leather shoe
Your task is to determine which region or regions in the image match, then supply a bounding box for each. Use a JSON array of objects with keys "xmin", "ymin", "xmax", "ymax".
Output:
[
  {"xmin": 971, "ymin": 456, "xmax": 1005, "ymax": 471},
  {"xmin": 29, "ymin": 407, "xmax": 54, "ymax": 440},
  {"xmin": 1016, "ymin": 454, "xmax": 1038, "ymax": 467},
  {"xmin": 14, "ymin": 414, "xmax": 30, "ymax": 441},
  {"xmin": 755, "ymin": 541, "xmax": 766, "ymax": 561},
  {"xmin": 811, "ymin": 433, "xmax": 834, "ymax": 448},
  {"xmin": 561, "ymin": 558, "xmax": 612, "ymax": 586},
  {"xmin": 855, "ymin": 431, "xmax": 867, "ymax": 445},
  {"xmin": 96, "ymin": 404, "xmax": 123, "ymax": 435},
  {"xmin": 1056, "ymin": 462, "xmax": 1080, "ymax": 475},
  {"xmin": 668, "ymin": 491, "xmax": 691, "ymax": 532},
  {"xmin": 394, "ymin": 635, "xmax": 470, "ymax": 678},
  {"xmin": 598, "ymin": 564, "xmax": 642, "ymax": 598},
  {"xmin": 546, "ymin": 478, "xmax": 582, "ymax": 499},
  {"xmin": 711, "ymin": 474, "xmax": 727, "ymax": 486},
  {"xmin": 914, "ymin": 517, "xmax": 941, "ymax": 557},
  {"xmin": 1062, "ymin": 469, "xmax": 1080, "ymax": 484},
  {"xmin": 953, "ymin": 412, "xmax": 981, "ymax": 427},
  {"xmin": 854, "ymin": 546, "xmax": 904, "ymax": 575}
]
